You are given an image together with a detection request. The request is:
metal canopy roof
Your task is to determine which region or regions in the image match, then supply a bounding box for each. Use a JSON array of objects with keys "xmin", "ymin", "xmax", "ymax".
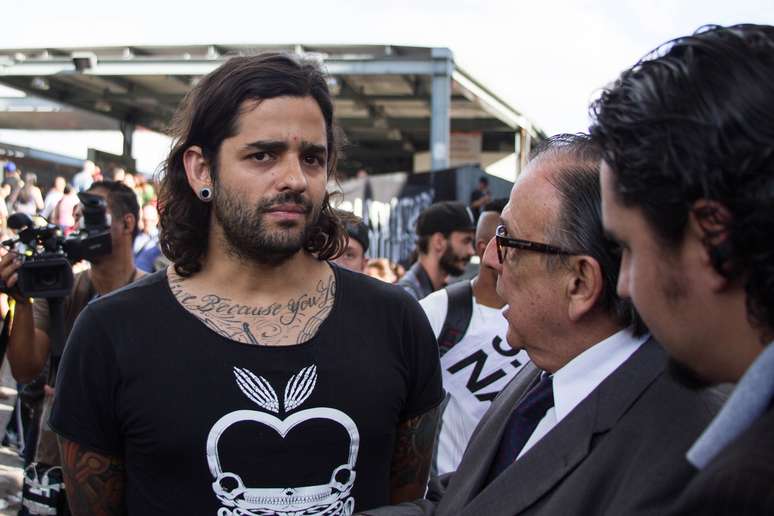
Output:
[{"xmin": 0, "ymin": 44, "xmax": 544, "ymax": 176}]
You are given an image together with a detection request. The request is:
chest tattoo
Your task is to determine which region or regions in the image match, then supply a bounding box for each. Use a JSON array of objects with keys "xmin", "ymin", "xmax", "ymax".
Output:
[{"xmin": 169, "ymin": 273, "xmax": 336, "ymax": 345}]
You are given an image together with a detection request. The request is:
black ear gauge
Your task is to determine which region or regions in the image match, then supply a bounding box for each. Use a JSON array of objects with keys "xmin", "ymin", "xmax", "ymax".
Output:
[{"xmin": 199, "ymin": 187, "xmax": 213, "ymax": 202}]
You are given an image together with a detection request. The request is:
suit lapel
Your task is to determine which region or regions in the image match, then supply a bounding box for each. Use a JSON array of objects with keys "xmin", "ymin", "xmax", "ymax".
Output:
[
  {"xmin": 464, "ymin": 338, "xmax": 665, "ymax": 516},
  {"xmin": 438, "ymin": 362, "xmax": 541, "ymax": 512}
]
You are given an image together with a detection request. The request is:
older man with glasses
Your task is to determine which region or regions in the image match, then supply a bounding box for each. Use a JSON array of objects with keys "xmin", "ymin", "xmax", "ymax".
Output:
[{"xmin": 362, "ymin": 134, "xmax": 724, "ymax": 516}]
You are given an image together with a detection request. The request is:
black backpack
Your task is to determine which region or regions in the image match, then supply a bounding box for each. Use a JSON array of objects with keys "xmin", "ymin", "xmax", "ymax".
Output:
[{"xmin": 437, "ymin": 281, "xmax": 474, "ymax": 357}]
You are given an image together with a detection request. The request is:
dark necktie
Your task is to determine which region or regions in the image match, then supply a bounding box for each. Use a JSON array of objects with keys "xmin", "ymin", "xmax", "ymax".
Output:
[{"xmin": 487, "ymin": 373, "xmax": 554, "ymax": 482}]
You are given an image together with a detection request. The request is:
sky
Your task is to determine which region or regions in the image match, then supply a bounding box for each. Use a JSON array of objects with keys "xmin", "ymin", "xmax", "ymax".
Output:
[{"xmin": 0, "ymin": 0, "xmax": 772, "ymax": 168}]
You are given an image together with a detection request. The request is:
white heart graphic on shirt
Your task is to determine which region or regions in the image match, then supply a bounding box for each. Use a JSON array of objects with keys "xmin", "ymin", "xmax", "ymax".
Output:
[{"xmin": 206, "ymin": 366, "xmax": 360, "ymax": 516}]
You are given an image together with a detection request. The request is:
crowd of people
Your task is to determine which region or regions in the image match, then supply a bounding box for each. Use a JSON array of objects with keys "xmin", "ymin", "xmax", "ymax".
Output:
[
  {"xmin": 0, "ymin": 21, "xmax": 769, "ymax": 516},
  {"xmin": 0, "ymin": 160, "xmax": 163, "ymax": 273}
]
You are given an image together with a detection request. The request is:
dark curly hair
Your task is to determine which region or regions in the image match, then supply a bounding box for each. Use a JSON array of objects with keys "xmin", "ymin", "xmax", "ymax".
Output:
[
  {"xmin": 158, "ymin": 52, "xmax": 347, "ymax": 277},
  {"xmin": 589, "ymin": 24, "xmax": 774, "ymax": 333}
]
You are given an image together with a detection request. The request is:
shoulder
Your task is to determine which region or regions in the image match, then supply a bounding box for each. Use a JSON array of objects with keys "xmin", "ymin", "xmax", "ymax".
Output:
[
  {"xmin": 333, "ymin": 264, "xmax": 433, "ymax": 334},
  {"xmin": 336, "ymin": 263, "xmax": 394, "ymax": 295},
  {"xmin": 675, "ymin": 435, "xmax": 774, "ymax": 515},
  {"xmin": 419, "ymin": 287, "xmax": 448, "ymax": 315},
  {"xmin": 86, "ymin": 269, "xmax": 168, "ymax": 315},
  {"xmin": 419, "ymin": 288, "xmax": 449, "ymax": 338},
  {"xmin": 335, "ymin": 264, "xmax": 417, "ymax": 309},
  {"xmin": 396, "ymin": 265, "xmax": 423, "ymax": 298},
  {"xmin": 699, "ymin": 406, "xmax": 774, "ymax": 479},
  {"xmin": 396, "ymin": 265, "xmax": 417, "ymax": 286}
]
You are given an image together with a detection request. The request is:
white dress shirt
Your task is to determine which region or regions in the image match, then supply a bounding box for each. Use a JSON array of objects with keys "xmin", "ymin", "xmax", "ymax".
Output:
[{"xmin": 517, "ymin": 328, "xmax": 649, "ymax": 459}]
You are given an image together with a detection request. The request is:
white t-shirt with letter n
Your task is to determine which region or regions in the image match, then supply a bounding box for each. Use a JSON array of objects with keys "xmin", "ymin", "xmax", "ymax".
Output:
[{"xmin": 420, "ymin": 282, "xmax": 529, "ymax": 475}]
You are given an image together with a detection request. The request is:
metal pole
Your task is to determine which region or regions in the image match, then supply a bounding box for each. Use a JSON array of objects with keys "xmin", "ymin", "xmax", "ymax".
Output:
[{"xmin": 430, "ymin": 48, "xmax": 453, "ymax": 172}]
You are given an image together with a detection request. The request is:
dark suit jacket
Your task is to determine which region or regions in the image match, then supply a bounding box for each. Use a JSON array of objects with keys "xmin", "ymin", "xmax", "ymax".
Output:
[
  {"xmin": 363, "ymin": 338, "xmax": 723, "ymax": 516},
  {"xmin": 669, "ymin": 405, "xmax": 774, "ymax": 515}
]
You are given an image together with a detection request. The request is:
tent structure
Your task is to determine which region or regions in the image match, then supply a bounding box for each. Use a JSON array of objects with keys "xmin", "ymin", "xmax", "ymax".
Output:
[{"xmin": 0, "ymin": 44, "xmax": 544, "ymax": 177}]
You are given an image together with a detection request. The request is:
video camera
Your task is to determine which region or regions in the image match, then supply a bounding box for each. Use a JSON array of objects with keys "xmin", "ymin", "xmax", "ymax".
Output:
[{"xmin": 2, "ymin": 192, "xmax": 113, "ymax": 298}]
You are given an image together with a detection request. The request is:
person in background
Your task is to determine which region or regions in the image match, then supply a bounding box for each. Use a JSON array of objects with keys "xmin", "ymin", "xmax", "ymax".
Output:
[
  {"xmin": 51, "ymin": 186, "xmax": 78, "ymax": 234},
  {"xmin": 333, "ymin": 217, "xmax": 370, "ymax": 273},
  {"xmin": 133, "ymin": 203, "xmax": 159, "ymax": 254},
  {"xmin": 0, "ymin": 182, "xmax": 11, "ymax": 233},
  {"xmin": 469, "ymin": 176, "xmax": 491, "ymax": 222},
  {"xmin": 122, "ymin": 172, "xmax": 146, "ymax": 209},
  {"xmin": 122, "ymin": 171, "xmax": 136, "ymax": 190},
  {"xmin": 366, "ymin": 258, "xmax": 398, "ymax": 283},
  {"xmin": 92, "ymin": 165, "xmax": 104, "ymax": 183},
  {"xmin": 135, "ymin": 174, "xmax": 156, "ymax": 205},
  {"xmin": 14, "ymin": 173, "xmax": 45, "ymax": 216},
  {"xmin": 133, "ymin": 203, "xmax": 161, "ymax": 273},
  {"xmin": 71, "ymin": 160, "xmax": 96, "ymax": 193},
  {"xmin": 41, "ymin": 176, "xmax": 66, "ymax": 220},
  {"xmin": 0, "ymin": 180, "xmax": 141, "ymax": 515},
  {"xmin": 591, "ymin": 23, "xmax": 774, "ymax": 515},
  {"xmin": 2, "ymin": 162, "xmax": 23, "ymax": 211},
  {"xmin": 397, "ymin": 201, "xmax": 475, "ymax": 300},
  {"xmin": 111, "ymin": 167, "xmax": 126, "ymax": 183}
]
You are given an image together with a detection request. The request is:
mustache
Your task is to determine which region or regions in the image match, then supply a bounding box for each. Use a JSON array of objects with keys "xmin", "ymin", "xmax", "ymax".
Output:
[{"xmin": 257, "ymin": 192, "xmax": 313, "ymax": 213}]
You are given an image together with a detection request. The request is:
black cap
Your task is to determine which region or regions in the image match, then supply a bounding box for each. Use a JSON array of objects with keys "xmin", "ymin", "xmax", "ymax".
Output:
[
  {"xmin": 416, "ymin": 201, "xmax": 476, "ymax": 236},
  {"xmin": 346, "ymin": 220, "xmax": 370, "ymax": 254}
]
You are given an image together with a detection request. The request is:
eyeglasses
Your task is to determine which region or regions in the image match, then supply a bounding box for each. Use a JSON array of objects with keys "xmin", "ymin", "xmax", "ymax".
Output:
[{"xmin": 495, "ymin": 225, "xmax": 579, "ymax": 264}]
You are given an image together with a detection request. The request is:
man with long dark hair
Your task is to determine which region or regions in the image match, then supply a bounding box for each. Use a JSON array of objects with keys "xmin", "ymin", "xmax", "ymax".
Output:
[
  {"xmin": 50, "ymin": 53, "xmax": 443, "ymax": 515},
  {"xmin": 592, "ymin": 24, "xmax": 774, "ymax": 514}
]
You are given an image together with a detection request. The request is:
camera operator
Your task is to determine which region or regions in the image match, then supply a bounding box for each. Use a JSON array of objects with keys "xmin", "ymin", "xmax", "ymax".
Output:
[{"xmin": 0, "ymin": 180, "xmax": 141, "ymax": 514}]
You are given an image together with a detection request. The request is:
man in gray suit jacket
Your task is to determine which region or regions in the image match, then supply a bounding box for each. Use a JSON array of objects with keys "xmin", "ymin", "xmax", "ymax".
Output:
[
  {"xmin": 593, "ymin": 24, "xmax": 774, "ymax": 515},
  {"xmin": 361, "ymin": 134, "xmax": 722, "ymax": 516}
]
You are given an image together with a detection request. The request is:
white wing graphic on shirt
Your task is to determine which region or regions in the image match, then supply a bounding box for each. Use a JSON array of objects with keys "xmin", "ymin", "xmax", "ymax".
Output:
[
  {"xmin": 233, "ymin": 367, "xmax": 279, "ymax": 414},
  {"xmin": 284, "ymin": 365, "xmax": 317, "ymax": 412},
  {"xmin": 209, "ymin": 365, "xmax": 359, "ymax": 515}
]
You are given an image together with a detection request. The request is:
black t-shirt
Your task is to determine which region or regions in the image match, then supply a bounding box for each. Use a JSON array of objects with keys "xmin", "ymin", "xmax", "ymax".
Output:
[{"xmin": 50, "ymin": 266, "xmax": 443, "ymax": 515}]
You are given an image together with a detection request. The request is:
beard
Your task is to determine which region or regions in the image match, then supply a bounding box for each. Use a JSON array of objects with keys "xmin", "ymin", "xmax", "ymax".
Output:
[
  {"xmin": 666, "ymin": 357, "xmax": 714, "ymax": 390},
  {"xmin": 213, "ymin": 187, "xmax": 321, "ymax": 266},
  {"xmin": 439, "ymin": 245, "xmax": 468, "ymax": 276}
]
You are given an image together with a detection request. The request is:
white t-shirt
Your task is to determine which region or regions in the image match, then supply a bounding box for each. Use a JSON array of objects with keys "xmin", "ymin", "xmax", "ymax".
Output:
[{"xmin": 420, "ymin": 282, "xmax": 529, "ymax": 475}]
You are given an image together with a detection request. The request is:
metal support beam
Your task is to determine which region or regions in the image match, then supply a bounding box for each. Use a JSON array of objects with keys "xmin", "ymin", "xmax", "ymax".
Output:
[
  {"xmin": 338, "ymin": 77, "xmax": 415, "ymax": 151},
  {"xmin": 120, "ymin": 120, "xmax": 135, "ymax": 160},
  {"xmin": 516, "ymin": 128, "xmax": 531, "ymax": 176},
  {"xmin": 0, "ymin": 54, "xmax": 458, "ymax": 77},
  {"xmin": 430, "ymin": 48, "xmax": 453, "ymax": 171}
]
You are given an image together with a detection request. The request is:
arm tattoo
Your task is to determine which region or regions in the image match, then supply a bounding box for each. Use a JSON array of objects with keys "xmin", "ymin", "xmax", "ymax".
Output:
[
  {"xmin": 169, "ymin": 271, "xmax": 336, "ymax": 346},
  {"xmin": 389, "ymin": 406, "xmax": 440, "ymax": 504},
  {"xmin": 59, "ymin": 438, "xmax": 126, "ymax": 516}
]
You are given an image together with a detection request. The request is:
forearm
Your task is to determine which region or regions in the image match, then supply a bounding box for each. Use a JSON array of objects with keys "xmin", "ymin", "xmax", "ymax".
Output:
[
  {"xmin": 389, "ymin": 406, "xmax": 440, "ymax": 504},
  {"xmin": 7, "ymin": 302, "xmax": 50, "ymax": 383},
  {"xmin": 59, "ymin": 438, "xmax": 127, "ymax": 516}
]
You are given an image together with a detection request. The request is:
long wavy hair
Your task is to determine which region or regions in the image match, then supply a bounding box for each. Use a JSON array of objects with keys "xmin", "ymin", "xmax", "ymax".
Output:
[{"xmin": 158, "ymin": 52, "xmax": 347, "ymax": 277}]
